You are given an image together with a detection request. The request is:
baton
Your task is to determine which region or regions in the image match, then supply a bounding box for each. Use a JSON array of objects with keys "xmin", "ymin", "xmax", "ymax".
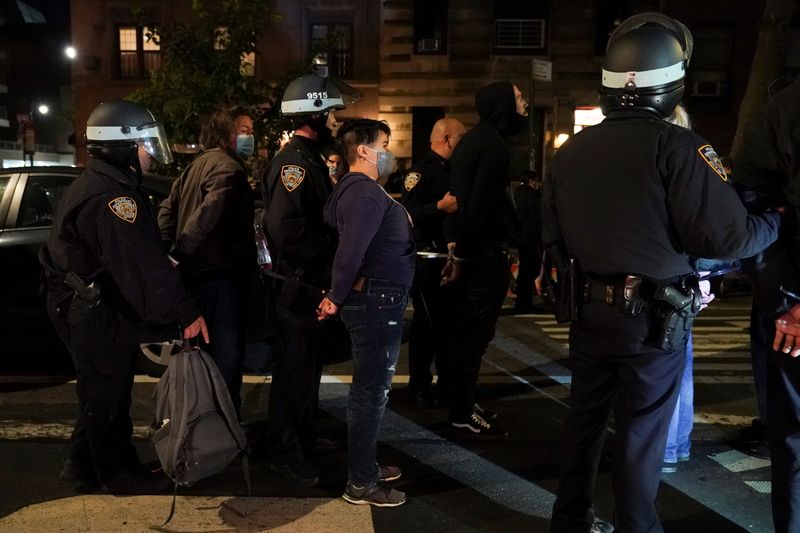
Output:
[
  {"xmin": 697, "ymin": 266, "xmax": 740, "ymax": 281},
  {"xmin": 780, "ymin": 286, "xmax": 800, "ymax": 302},
  {"xmin": 260, "ymin": 268, "xmax": 327, "ymax": 294},
  {"xmin": 417, "ymin": 251, "xmax": 449, "ymax": 259}
]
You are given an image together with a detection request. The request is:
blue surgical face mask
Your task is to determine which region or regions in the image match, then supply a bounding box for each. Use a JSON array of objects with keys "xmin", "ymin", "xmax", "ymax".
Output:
[
  {"xmin": 235, "ymin": 134, "xmax": 254, "ymax": 158},
  {"xmin": 366, "ymin": 146, "xmax": 396, "ymax": 180}
]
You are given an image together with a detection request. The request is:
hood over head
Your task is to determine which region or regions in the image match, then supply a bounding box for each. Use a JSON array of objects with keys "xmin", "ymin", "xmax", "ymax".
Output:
[{"xmin": 475, "ymin": 81, "xmax": 524, "ymax": 136}]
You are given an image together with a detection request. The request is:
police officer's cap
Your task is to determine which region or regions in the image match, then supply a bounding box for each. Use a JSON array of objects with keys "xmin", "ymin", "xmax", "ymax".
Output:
[
  {"xmin": 280, "ymin": 75, "xmax": 360, "ymax": 116},
  {"xmin": 600, "ymin": 13, "xmax": 693, "ymax": 118}
]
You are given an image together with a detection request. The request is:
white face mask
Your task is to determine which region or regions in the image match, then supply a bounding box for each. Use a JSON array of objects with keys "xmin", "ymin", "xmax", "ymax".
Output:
[{"xmin": 365, "ymin": 146, "xmax": 396, "ymax": 180}]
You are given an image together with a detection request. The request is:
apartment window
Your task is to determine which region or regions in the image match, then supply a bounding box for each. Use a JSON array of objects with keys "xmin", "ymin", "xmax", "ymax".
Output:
[
  {"xmin": 686, "ymin": 26, "xmax": 732, "ymax": 112},
  {"xmin": 493, "ymin": 0, "xmax": 548, "ymax": 54},
  {"xmin": 311, "ymin": 24, "xmax": 352, "ymax": 78},
  {"xmin": 594, "ymin": 0, "xmax": 632, "ymax": 55},
  {"xmin": 117, "ymin": 25, "xmax": 161, "ymax": 79},
  {"xmin": 414, "ymin": 0, "xmax": 447, "ymax": 55}
]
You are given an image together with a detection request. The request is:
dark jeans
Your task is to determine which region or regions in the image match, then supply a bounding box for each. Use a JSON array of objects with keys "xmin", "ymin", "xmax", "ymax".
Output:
[
  {"xmin": 340, "ymin": 280, "xmax": 408, "ymax": 486},
  {"xmin": 47, "ymin": 294, "xmax": 140, "ymax": 484},
  {"xmin": 550, "ymin": 302, "xmax": 685, "ymax": 533},
  {"xmin": 267, "ymin": 282, "xmax": 325, "ymax": 465},
  {"xmin": 448, "ymin": 248, "xmax": 511, "ymax": 421},
  {"xmin": 408, "ymin": 257, "xmax": 456, "ymax": 396},
  {"xmin": 768, "ymin": 347, "xmax": 800, "ymax": 532},
  {"xmin": 189, "ymin": 274, "xmax": 248, "ymax": 414}
]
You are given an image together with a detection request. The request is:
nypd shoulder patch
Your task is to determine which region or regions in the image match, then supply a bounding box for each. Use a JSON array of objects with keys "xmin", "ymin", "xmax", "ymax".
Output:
[
  {"xmin": 281, "ymin": 165, "xmax": 306, "ymax": 192},
  {"xmin": 404, "ymin": 172, "xmax": 421, "ymax": 192},
  {"xmin": 698, "ymin": 144, "xmax": 728, "ymax": 182},
  {"xmin": 108, "ymin": 196, "xmax": 137, "ymax": 223}
]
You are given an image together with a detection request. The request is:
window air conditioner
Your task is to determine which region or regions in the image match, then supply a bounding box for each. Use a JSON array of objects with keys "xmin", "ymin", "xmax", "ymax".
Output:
[{"xmin": 418, "ymin": 38, "xmax": 441, "ymax": 52}]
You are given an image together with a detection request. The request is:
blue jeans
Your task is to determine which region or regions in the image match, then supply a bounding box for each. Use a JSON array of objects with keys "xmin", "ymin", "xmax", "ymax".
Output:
[
  {"xmin": 664, "ymin": 334, "xmax": 694, "ymax": 463},
  {"xmin": 340, "ymin": 280, "xmax": 408, "ymax": 486}
]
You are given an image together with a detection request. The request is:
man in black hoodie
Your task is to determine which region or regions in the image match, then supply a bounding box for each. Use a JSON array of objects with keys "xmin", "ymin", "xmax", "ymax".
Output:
[{"xmin": 442, "ymin": 81, "xmax": 527, "ymax": 438}]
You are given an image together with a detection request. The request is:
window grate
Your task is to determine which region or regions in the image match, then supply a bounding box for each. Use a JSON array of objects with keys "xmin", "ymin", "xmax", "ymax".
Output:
[{"xmin": 495, "ymin": 19, "xmax": 545, "ymax": 49}]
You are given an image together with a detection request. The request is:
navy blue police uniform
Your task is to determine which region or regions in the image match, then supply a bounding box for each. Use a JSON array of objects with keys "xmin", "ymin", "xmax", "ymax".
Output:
[
  {"xmin": 733, "ymin": 76, "xmax": 800, "ymax": 533},
  {"xmin": 543, "ymin": 109, "xmax": 780, "ymax": 532},
  {"xmin": 401, "ymin": 150, "xmax": 457, "ymax": 403},
  {"xmin": 41, "ymin": 157, "xmax": 201, "ymax": 487},
  {"xmin": 259, "ymin": 134, "xmax": 336, "ymax": 469}
]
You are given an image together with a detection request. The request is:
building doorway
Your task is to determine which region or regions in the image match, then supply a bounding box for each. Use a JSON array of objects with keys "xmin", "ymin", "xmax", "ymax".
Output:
[{"xmin": 411, "ymin": 106, "xmax": 445, "ymax": 164}]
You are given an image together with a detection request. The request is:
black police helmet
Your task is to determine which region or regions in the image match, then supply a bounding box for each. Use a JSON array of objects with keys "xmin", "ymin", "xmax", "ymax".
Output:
[
  {"xmin": 599, "ymin": 13, "xmax": 693, "ymax": 118},
  {"xmin": 86, "ymin": 100, "xmax": 173, "ymax": 168},
  {"xmin": 280, "ymin": 75, "xmax": 360, "ymax": 116}
]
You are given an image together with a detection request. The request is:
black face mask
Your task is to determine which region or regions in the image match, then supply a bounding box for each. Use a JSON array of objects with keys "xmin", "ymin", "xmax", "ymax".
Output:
[
  {"xmin": 509, "ymin": 113, "xmax": 529, "ymax": 136},
  {"xmin": 308, "ymin": 114, "xmax": 333, "ymax": 145}
]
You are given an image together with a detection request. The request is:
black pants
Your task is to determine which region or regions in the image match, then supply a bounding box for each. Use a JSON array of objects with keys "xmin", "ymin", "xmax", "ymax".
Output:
[
  {"xmin": 267, "ymin": 281, "xmax": 325, "ymax": 465},
  {"xmin": 515, "ymin": 243, "xmax": 541, "ymax": 311},
  {"xmin": 448, "ymin": 248, "xmax": 511, "ymax": 421},
  {"xmin": 186, "ymin": 271, "xmax": 248, "ymax": 414},
  {"xmin": 47, "ymin": 294, "xmax": 140, "ymax": 484},
  {"xmin": 408, "ymin": 257, "xmax": 456, "ymax": 396},
  {"xmin": 767, "ymin": 339, "xmax": 800, "ymax": 532},
  {"xmin": 550, "ymin": 302, "xmax": 684, "ymax": 533},
  {"xmin": 749, "ymin": 303, "xmax": 772, "ymax": 425}
]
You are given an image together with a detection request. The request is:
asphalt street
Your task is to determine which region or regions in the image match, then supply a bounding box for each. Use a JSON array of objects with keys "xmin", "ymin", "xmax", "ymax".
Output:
[{"xmin": 0, "ymin": 293, "xmax": 773, "ymax": 532}]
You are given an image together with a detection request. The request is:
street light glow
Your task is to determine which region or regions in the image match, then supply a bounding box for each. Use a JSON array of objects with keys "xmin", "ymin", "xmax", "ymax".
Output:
[
  {"xmin": 37, "ymin": 104, "xmax": 49, "ymax": 115},
  {"xmin": 65, "ymin": 46, "xmax": 77, "ymax": 59}
]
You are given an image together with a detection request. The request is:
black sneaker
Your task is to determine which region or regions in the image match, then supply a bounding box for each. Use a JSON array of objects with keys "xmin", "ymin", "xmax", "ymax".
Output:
[
  {"xmin": 269, "ymin": 462, "xmax": 319, "ymax": 487},
  {"xmin": 342, "ymin": 481, "xmax": 406, "ymax": 507},
  {"xmin": 451, "ymin": 412, "xmax": 507, "ymax": 440},
  {"xmin": 60, "ymin": 458, "xmax": 95, "ymax": 483},
  {"xmin": 474, "ymin": 403, "xmax": 497, "ymax": 420},
  {"xmin": 100, "ymin": 470, "xmax": 172, "ymax": 495},
  {"xmin": 378, "ymin": 464, "xmax": 402, "ymax": 482},
  {"xmin": 590, "ymin": 519, "xmax": 615, "ymax": 533},
  {"xmin": 661, "ymin": 462, "xmax": 677, "ymax": 474}
]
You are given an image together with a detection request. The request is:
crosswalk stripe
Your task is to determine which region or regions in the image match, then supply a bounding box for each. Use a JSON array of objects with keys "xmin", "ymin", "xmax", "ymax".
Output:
[{"xmin": 709, "ymin": 450, "xmax": 770, "ymax": 473}]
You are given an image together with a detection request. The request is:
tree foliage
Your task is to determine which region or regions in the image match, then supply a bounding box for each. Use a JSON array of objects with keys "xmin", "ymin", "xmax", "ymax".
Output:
[{"xmin": 127, "ymin": 0, "xmax": 313, "ymax": 173}]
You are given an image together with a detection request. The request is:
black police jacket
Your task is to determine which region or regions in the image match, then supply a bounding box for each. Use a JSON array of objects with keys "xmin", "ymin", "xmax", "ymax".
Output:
[
  {"xmin": 44, "ymin": 158, "xmax": 200, "ymax": 339},
  {"xmin": 542, "ymin": 109, "xmax": 780, "ymax": 281},
  {"xmin": 734, "ymin": 78, "xmax": 800, "ymax": 312},
  {"xmin": 260, "ymin": 135, "xmax": 335, "ymax": 279},
  {"xmin": 401, "ymin": 150, "xmax": 451, "ymax": 252},
  {"xmin": 158, "ymin": 147, "xmax": 255, "ymax": 277}
]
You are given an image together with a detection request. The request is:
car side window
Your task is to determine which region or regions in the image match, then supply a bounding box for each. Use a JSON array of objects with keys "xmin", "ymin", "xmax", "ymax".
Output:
[
  {"xmin": 18, "ymin": 175, "xmax": 74, "ymax": 228},
  {"xmin": 0, "ymin": 177, "xmax": 9, "ymax": 200}
]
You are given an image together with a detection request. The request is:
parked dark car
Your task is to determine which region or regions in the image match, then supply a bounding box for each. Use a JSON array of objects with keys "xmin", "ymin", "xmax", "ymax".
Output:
[{"xmin": 0, "ymin": 166, "xmax": 187, "ymax": 375}]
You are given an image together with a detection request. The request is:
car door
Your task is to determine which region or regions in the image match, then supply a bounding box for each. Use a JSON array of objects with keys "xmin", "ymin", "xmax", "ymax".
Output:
[{"xmin": 0, "ymin": 170, "xmax": 77, "ymax": 372}]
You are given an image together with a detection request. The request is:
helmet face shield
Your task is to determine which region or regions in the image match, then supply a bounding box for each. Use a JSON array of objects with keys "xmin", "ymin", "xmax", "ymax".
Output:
[{"xmin": 136, "ymin": 123, "xmax": 173, "ymax": 165}]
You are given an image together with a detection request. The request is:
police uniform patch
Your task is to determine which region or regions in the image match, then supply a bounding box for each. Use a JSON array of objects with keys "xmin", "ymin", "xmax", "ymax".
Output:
[
  {"xmin": 281, "ymin": 165, "xmax": 306, "ymax": 192},
  {"xmin": 108, "ymin": 196, "xmax": 137, "ymax": 223},
  {"xmin": 698, "ymin": 144, "xmax": 728, "ymax": 182},
  {"xmin": 404, "ymin": 172, "xmax": 421, "ymax": 192}
]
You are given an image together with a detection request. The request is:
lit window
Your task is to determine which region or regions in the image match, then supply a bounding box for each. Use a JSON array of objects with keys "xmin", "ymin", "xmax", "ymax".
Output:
[
  {"xmin": 117, "ymin": 25, "xmax": 161, "ymax": 79},
  {"xmin": 574, "ymin": 107, "xmax": 605, "ymax": 133}
]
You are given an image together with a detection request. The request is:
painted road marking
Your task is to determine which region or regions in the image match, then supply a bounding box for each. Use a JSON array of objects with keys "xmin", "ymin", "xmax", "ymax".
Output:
[{"xmin": 709, "ymin": 450, "xmax": 770, "ymax": 473}]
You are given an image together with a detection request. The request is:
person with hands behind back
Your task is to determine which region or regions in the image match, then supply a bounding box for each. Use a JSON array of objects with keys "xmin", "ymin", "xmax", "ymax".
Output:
[{"xmin": 317, "ymin": 118, "xmax": 415, "ymax": 508}]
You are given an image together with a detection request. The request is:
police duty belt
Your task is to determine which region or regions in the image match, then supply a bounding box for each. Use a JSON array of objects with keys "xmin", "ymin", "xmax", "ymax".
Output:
[{"xmin": 260, "ymin": 269, "xmax": 327, "ymax": 294}]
